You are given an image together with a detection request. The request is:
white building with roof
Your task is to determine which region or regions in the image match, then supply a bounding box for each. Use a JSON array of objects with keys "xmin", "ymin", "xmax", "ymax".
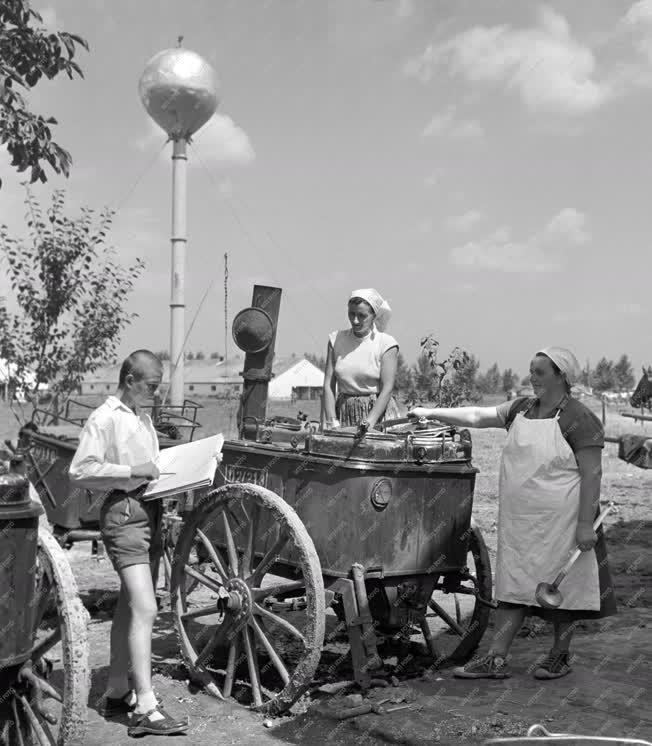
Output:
[{"xmin": 78, "ymin": 354, "xmax": 324, "ymax": 400}]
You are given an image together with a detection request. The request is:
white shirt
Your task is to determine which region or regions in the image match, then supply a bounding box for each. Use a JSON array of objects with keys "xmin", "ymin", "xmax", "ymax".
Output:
[
  {"xmin": 328, "ymin": 328, "xmax": 399, "ymax": 395},
  {"xmin": 69, "ymin": 396, "xmax": 159, "ymax": 493}
]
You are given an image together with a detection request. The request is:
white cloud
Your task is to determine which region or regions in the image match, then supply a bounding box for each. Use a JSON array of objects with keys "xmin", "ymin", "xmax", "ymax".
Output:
[
  {"xmin": 445, "ymin": 209, "xmax": 483, "ymax": 232},
  {"xmin": 449, "ymin": 208, "xmax": 589, "ymax": 272},
  {"xmin": 133, "ymin": 114, "xmax": 255, "ymax": 167},
  {"xmin": 193, "ymin": 114, "xmax": 255, "ymax": 166},
  {"xmin": 406, "ymin": 7, "xmax": 610, "ymax": 116},
  {"xmin": 421, "ymin": 106, "xmax": 484, "ymax": 138}
]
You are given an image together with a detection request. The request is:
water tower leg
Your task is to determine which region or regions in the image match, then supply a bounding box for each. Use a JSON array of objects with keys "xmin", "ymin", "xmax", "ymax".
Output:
[{"xmin": 169, "ymin": 137, "xmax": 188, "ymax": 407}]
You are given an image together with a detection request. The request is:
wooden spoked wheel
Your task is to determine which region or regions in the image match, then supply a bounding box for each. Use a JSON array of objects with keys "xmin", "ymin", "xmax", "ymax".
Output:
[
  {"xmin": 0, "ymin": 528, "xmax": 90, "ymax": 746},
  {"xmin": 171, "ymin": 484, "xmax": 325, "ymax": 715},
  {"xmin": 421, "ymin": 521, "xmax": 492, "ymax": 666}
]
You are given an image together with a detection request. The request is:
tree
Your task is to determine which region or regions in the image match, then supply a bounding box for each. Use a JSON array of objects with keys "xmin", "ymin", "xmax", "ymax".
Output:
[
  {"xmin": 502, "ymin": 368, "xmax": 519, "ymax": 395},
  {"xmin": 195, "ymin": 350, "xmax": 205, "ymax": 360},
  {"xmin": 0, "ymin": 189, "xmax": 144, "ymax": 419},
  {"xmin": 440, "ymin": 353, "xmax": 481, "ymax": 407},
  {"xmin": 593, "ymin": 357, "xmax": 616, "ymax": 393},
  {"xmin": 186, "ymin": 351, "xmax": 195, "ymax": 361},
  {"xmin": 304, "ymin": 352, "xmax": 326, "ymax": 371},
  {"xmin": 613, "ymin": 354, "xmax": 635, "ymax": 392},
  {"xmin": 1, "ymin": 2, "xmax": 89, "ymax": 188},
  {"xmin": 155, "ymin": 350, "xmax": 170, "ymax": 361},
  {"xmin": 478, "ymin": 362, "xmax": 501, "ymax": 394},
  {"xmin": 209, "ymin": 351, "xmax": 222, "ymax": 360},
  {"xmin": 394, "ymin": 350, "xmax": 410, "ymax": 394}
]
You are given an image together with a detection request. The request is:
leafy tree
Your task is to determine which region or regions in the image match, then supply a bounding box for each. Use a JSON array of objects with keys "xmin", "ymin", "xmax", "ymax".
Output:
[
  {"xmin": 304, "ymin": 352, "xmax": 326, "ymax": 371},
  {"xmin": 209, "ymin": 351, "xmax": 222, "ymax": 360},
  {"xmin": 404, "ymin": 334, "xmax": 480, "ymax": 407},
  {"xmin": 186, "ymin": 351, "xmax": 195, "ymax": 361},
  {"xmin": 394, "ymin": 350, "xmax": 410, "ymax": 394},
  {"xmin": 613, "ymin": 354, "xmax": 635, "ymax": 392},
  {"xmin": 195, "ymin": 350, "xmax": 205, "ymax": 360},
  {"xmin": 1, "ymin": 1, "xmax": 88, "ymax": 188},
  {"xmin": 155, "ymin": 350, "xmax": 170, "ymax": 361},
  {"xmin": 440, "ymin": 353, "xmax": 481, "ymax": 407},
  {"xmin": 478, "ymin": 362, "xmax": 501, "ymax": 394},
  {"xmin": 0, "ymin": 189, "xmax": 144, "ymax": 419},
  {"xmin": 579, "ymin": 361, "xmax": 592, "ymax": 388},
  {"xmin": 592, "ymin": 357, "xmax": 616, "ymax": 393},
  {"xmin": 502, "ymin": 367, "xmax": 519, "ymax": 395}
]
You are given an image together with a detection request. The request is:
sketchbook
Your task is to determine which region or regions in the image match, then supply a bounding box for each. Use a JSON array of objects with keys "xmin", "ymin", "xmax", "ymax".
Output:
[{"xmin": 141, "ymin": 433, "xmax": 224, "ymax": 501}]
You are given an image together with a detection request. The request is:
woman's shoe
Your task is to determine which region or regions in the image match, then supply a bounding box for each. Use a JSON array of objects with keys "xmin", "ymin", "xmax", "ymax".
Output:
[
  {"xmin": 127, "ymin": 707, "xmax": 189, "ymax": 737},
  {"xmin": 453, "ymin": 654, "xmax": 511, "ymax": 679},
  {"xmin": 100, "ymin": 690, "xmax": 136, "ymax": 717},
  {"xmin": 533, "ymin": 650, "xmax": 572, "ymax": 679}
]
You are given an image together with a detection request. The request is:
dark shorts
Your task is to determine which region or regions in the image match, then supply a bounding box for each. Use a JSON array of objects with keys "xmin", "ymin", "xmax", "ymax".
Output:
[{"xmin": 100, "ymin": 491, "xmax": 163, "ymax": 572}]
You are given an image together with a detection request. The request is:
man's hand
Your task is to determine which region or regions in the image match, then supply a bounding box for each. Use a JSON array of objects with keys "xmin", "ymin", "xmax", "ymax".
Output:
[
  {"xmin": 131, "ymin": 462, "xmax": 160, "ymax": 480},
  {"xmin": 215, "ymin": 453, "xmax": 223, "ymax": 465},
  {"xmin": 576, "ymin": 522, "xmax": 597, "ymax": 551}
]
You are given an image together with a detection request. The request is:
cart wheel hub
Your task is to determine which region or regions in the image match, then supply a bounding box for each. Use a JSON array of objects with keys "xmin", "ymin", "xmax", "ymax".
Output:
[{"xmin": 219, "ymin": 577, "xmax": 252, "ymax": 617}]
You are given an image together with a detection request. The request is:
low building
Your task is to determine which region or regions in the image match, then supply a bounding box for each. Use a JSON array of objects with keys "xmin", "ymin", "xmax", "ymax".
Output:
[{"xmin": 78, "ymin": 354, "xmax": 324, "ymax": 401}]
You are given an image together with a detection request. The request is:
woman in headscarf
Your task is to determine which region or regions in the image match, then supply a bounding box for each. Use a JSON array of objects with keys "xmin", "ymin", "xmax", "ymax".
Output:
[
  {"xmin": 322, "ymin": 289, "xmax": 400, "ymax": 430},
  {"xmin": 408, "ymin": 347, "xmax": 617, "ymax": 680}
]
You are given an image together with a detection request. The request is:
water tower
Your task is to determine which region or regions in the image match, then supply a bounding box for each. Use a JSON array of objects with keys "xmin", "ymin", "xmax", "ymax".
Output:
[{"xmin": 139, "ymin": 43, "xmax": 219, "ymax": 406}]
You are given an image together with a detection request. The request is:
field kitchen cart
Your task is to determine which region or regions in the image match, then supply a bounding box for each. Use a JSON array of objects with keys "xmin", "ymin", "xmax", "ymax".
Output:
[{"xmin": 169, "ymin": 286, "xmax": 495, "ymax": 714}]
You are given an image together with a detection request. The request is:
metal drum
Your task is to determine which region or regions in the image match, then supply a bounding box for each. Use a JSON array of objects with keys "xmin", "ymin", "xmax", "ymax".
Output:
[{"xmin": 0, "ymin": 471, "xmax": 44, "ymax": 667}]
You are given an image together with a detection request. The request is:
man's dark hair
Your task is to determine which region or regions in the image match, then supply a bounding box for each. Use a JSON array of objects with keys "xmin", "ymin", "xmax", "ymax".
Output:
[{"xmin": 118, "ymin": 350, "xmax": 163, "ymax": 387}]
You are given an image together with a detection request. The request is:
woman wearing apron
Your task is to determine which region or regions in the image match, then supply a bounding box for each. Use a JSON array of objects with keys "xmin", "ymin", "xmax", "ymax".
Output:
[
  {"xmin": 408, "ymin": 346, "xmax": 617, "ymax": 679},
  {"xmin": 322, "ymin": 288, "xmax": 400, "ymax": 431}
]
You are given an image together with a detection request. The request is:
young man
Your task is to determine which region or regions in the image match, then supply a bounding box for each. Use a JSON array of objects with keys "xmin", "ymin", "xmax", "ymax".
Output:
[{"xmin": 70, "ymin": 350, "xmax": 188, "ymax": 737}]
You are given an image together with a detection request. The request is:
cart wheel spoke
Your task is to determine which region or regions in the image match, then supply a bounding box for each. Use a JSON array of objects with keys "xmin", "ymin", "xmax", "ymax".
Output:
[
  {"xmin": 250, "ymin": 531, "xmax": 290, "ymax": 586},
  {"xmin": 242, "ymin": 626, "xmax": 264, "ymax": 708},
  {"xmin": 10, "ymin": 697, "xmax": 27, "ymax": 746},
  {"xmin": 424, "ymin": 522, "xmax": 492, "ymax": 666},
  {"xmin": 428, "ymin": 599, "xmax": 466, "ymax": 637},
  {"xmin": 222, "ymin": 511, "xmax": 239, "ymax": 576},
  {"xmin": 250, "ymin": 617, "xmax": 290, "ymax": 685},
  {"xmin": 253, "ymin": 603, "xmax": 306, "ymax": 647},
  {"xmin": 223, "ymin": 637, "xmax": 240, "ymax": 699},
  {"xmin": 252, "ymin": 580, "xmax": 305, "ymax": 602},
  {"xmin": 180, "ymin": 604, "xmax": 220, "ymax": 622},
  {"xmin": 30, "ymin": 628, "xmax": 61, "ymax": 662},
  {"xmin": 17, "ymin": 694, "xmax": 52, "ymax": 746},
  {"xmin": 184, "ymin": 564, "xmax": 223, "ymax": 595},
  {"xmin": 242, "ymin": 503, "xmax": 261, "ymax": 577},
  {"xmin": 454, "ymin": 594, "xmax": 462, "ymax": 625},
  {"xmin": 195, "ymin": 617, "xmax": 238, "ymax": 669},
  {"xmin": 196, "ymin": 527, "xmax": 229, "ymax": 580}
]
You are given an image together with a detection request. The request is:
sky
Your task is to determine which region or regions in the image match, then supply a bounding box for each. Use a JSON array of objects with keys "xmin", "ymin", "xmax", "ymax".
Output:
[{"xmin": 1, "ymin": 0, "xmax": 651, "ymax": 381}]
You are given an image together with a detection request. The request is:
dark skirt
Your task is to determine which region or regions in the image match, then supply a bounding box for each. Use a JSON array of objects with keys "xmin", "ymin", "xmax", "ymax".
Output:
[
  {"xmin": 498, "ymin": 524, "xmax": 618, "ymax": 622},
  {"xmin": 335, "ymin": 393, "xmax": 400, "ymax": 427}
]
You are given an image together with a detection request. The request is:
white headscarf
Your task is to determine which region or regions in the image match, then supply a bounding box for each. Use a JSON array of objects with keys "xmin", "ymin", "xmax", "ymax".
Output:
[
  {"xmin": 349, "ymin": 288, "xmax": 392, "ymax": 332},
  {"xmin": 537, "ymin": 346, "xmax": 581, "ymax": 390}
]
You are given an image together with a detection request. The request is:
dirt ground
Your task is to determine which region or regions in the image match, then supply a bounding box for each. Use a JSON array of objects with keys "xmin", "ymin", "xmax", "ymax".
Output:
[{"xmin": 2, "ymin": 397, "xmax": 651, "ymax": 744}]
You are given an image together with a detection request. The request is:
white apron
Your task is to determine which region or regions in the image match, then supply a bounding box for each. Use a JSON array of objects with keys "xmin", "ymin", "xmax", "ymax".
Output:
[{"xmin": 495, "ymin": 404, "xmax": 600, "ymax": 610}]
